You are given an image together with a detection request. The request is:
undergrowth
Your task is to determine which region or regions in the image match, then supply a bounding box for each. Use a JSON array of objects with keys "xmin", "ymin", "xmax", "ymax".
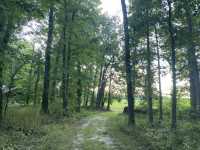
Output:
[
  {"xmin": 107, "ymin": 99, "xmax": 200, "ymax": 150},
  {"xmin": 0, "ymin": 103, "xmax": 96, "ymax": 150}
]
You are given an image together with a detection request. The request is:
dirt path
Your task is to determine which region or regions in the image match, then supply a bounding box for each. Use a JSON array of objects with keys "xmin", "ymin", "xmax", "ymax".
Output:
[{"xmin": 72, "ymin": 113, "xmax": 120, "ymax": 150}]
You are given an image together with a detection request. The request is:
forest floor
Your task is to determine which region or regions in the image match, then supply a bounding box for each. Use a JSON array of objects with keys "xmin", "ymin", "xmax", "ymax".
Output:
[
  {"xmin": 0, "ymin": 103, "xmax": 123, "ymax": 150},
  {"xmin": 1, "ymin": 100, "xmax": 200, "ymax": 150}
]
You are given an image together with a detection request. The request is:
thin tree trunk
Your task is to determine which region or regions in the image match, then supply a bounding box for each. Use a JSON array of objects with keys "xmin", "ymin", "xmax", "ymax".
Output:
[
  {"xmin": 0, "ymin": 64, "xmax": 3, "ymax": 122},
  {"xmin": 96, "ymin": 65, "xmax": 103, "ymax": 107},
  {"xmin": 121, "ymin": 0, "xmax": 135, "ymax": 125},
  {"xmin": 90, "ymin": 67, "xmax": 98, "ymax": 108},
  {"xmin": 146, "ymin": 20, "xmax": 153, "ymax": 124},
  {"xmin": 76, "ymin": 61, "xmax": 82, "ymax": 112},
  {"xmin": 167, "ymin": 0, "xmax": 177, "ymax": 129},
  {"xmin": 41, "ymin": 6, "xmax": 54, "ymax": 114},
  {"xmin": 50, "ymin": 46, "xmax": 60, "ymax": 103},
  {"xmin": 62, "ymin": 0, "xmax": 68, "ymax": 115},
  {"xmin": 155, "ymin": 26, "xmax": 163, "ymax": 121},
  {"xmin": 107, "ymin": 73, "xmax": 112, "ymax": 111},
  {"xmin": 83, "ymin": 88, "xmax": 87, "ymax": 106},
  {"xmin": 85, "ymin": 89, "xmax": 89, "ymax": 108},
  {"xmin": 63, "ymin": 37, "xmax": 72, "ymax": 115},
  {"xmin": 34, "ymin": 57, "xmax": 41, "ymax": 105},
  {"xmin": 96, "ymin": 66, "xmax": 107, "ymax": 109}
]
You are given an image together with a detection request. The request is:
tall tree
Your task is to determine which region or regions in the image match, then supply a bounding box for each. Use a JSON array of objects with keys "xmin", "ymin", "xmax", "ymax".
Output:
[
  {"xmin": 185, "ymin": 3, "xmax": 200, "ymax": 112},
  {"xmin": 155, "ymin": 25, "xmax": 163, "ymax": 121},
  {"xmin": 62, "ymin": 0, "xmax": 68, "ymax": 115},
  {"xmin": 121, "ymin": 0, "xmax": 135, "ymax": 125},
  {"xmin": 146, "ymin": 10, "xmax": 153, "ymax": 124},
  {"xmin": 41, "ymin": 6, "xmax": 54, "ymax": 114},
  {"xmin": 0, "ymin": 4, "xmax": 11, "ymax": 122},
  {"xmin": 167, "ymin": 0, "xmax": 177, "ymax": 129}
]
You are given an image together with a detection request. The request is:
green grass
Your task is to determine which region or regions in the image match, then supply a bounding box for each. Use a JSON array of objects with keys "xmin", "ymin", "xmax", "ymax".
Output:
[
  {"xmin": 0, "ymin": 98, "xmax": 199, "ymax": 150},
  {"xmin": 107, "ymin": 98, "xmax": 200, "ymax": 150},
  {"xmin": 0, "ymin": 104, "xmax": 97, "ymax": 150}
]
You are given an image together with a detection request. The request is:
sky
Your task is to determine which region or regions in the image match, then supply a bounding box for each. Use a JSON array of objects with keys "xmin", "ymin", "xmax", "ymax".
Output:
[
  {"xmin": 100, "ymin": 0, "xmax": 122, "ymax": 18},
  {"xmin": 100, "ymin": 0, "xmax": 173, "ymax": 95}
]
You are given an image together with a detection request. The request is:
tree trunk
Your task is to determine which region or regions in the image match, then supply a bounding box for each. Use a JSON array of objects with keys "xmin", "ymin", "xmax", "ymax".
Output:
[
  {"xmin": 155, "ymin": 26, "xmax": 163, "ymax": 121},
  {"xmin": 167, "ymin": 0, "xmax": 177, "ymax": 129},
  {"xmin": 41, "ymin": 7, "xmax": 54, "ymax": 114},
  {"xmin": 107, "ymin": 73, "xmax": 112, "ymax": 111},
  {"xmin": 50, "ymin": 47, "xmax": 60, "ymax": 103},
  {"xmin": 34, "ymin": 55, "xmax": 41, "ymax": 105},
  {"xmin": 62, "ymin": 0, "xmax": 68, "ymax": 115},
  {"xmin": 0, "ymin": 64, "xmax": 3, "ymax": 122},
  {"xmin": 96, "ymin": 66, "xmax": 107, "ymax": 109},
  {"xmin": 186, "ymin": 8, "xmax": 200, "ymax": 112},
  {"xmin": 76, "ymin": 61, "xmax": 82, "ymax": 112},
  {"xmin": 146, "ymin": 20, "xmax": 153, "ymax": 124},
  {"xmin": 96, "ymin": 65, "xmax": 103, "ymax": 107},
  {"xmin": 90, "ymin": 67, "xmax": 98, "ymax": 108},
  {"xmin": 121, "ymin": 0, "xmax": 135, "ymax": 125},
  {"xmin": 0, "ymin": 12, "xmax": 11, "ymax": 122},
  {"xmin": 132, "ymin": 28, "xmax": 136, "ymax": 115}
]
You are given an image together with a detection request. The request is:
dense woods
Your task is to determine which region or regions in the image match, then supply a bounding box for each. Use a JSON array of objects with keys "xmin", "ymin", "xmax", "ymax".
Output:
[{"xmin": 1, "ymin": 0, "xmax": 200, "ymax": 149}]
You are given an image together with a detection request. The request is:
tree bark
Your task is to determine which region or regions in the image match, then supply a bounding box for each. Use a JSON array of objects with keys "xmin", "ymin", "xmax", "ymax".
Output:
[
  {"xmin": 90, "ymin": 67, "xmax": 98, "ymax": 108},
  {"xmin": 0, "ymin": 11, "xmax": 11, "ymax": 122},
  {"xmin": 0, "ymin": 64, "xmax": 3, "ymax": 122},
  {"xmin": 96, "ymin": 65, "xmax": 107, "ymax": 109},
  {"xmin": 167, "ymin": 0, "xmax": 177, "ymax": 129},
  {"xmin": 121, "ymin": 0, "xmax": 135, "ymax": 125},
  {"xmin": 76, "ymin": 61, "xmax": 82, "ymax": 112},
  {"xmin": 186, "ymin": 8, "xmax": 200, "ymax": 112},
  {"xmin": 34, "ymin": 61, "xmax": 41, "ymax": 105},
  {"xmin": 96, "ymin": 65, "xmax": 103, "ymax": 108},
  {"xmin": 50, "ymin": 46, "xmax": 60, "ymax": 103},
  {"xmin": 62, "ymin": 0, "xmax": 68, "ymax": 115},
  {"xmin": 41, "ymin": 6, "xmax": 54, "ymax": 114},
  {"xmin": 146, "ymin": 19, "xmax": 153, "ymax": 124},
  {"xmin": 155, "ymin": 25, "xmax": 163, "ymax": 121},
  {"xmin": 107, "ymin": 73, "xmax": 112, "ymax": 111}
]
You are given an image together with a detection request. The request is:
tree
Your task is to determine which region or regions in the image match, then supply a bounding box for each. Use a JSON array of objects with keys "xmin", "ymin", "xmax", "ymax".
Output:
[
  {"xmin": 121, "ymin": 0, "xmax": 135, "ymax": 125},
  {"xmin": 62, "ymin": 0, "xmax": 68, "ymax": 115},
  {"xmin": 155, "ymin": 25, "xmax": 163, "ymax": 121},
  {"xmin": 184, "ymin": 0, "xmax": 200, "ymax": 112},
  {"xmin": 76, "ymin": 61, "xmax": 82, "ymax": 112},
  {"xmin": 146, "ymin": 9, "xmax": 153, "ymax": 124},
  {"xmin": 166, "ymin": 0, "xmax": 177, "ymax": 129},
  {"xmin": 41, "ymin": 6, "xmax": 54, "ymax": 114}
]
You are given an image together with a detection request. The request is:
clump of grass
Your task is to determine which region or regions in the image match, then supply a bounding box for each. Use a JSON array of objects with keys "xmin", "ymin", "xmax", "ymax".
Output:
[{"xmin": 4, "ymin": 106, "xmax": 42, "ymax": 130}]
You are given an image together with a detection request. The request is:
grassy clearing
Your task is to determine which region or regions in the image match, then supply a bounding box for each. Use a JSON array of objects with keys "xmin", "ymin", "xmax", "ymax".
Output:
[{"xmin": 107, "ymin": 99, "xmax": 200, "ymax": 150}]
